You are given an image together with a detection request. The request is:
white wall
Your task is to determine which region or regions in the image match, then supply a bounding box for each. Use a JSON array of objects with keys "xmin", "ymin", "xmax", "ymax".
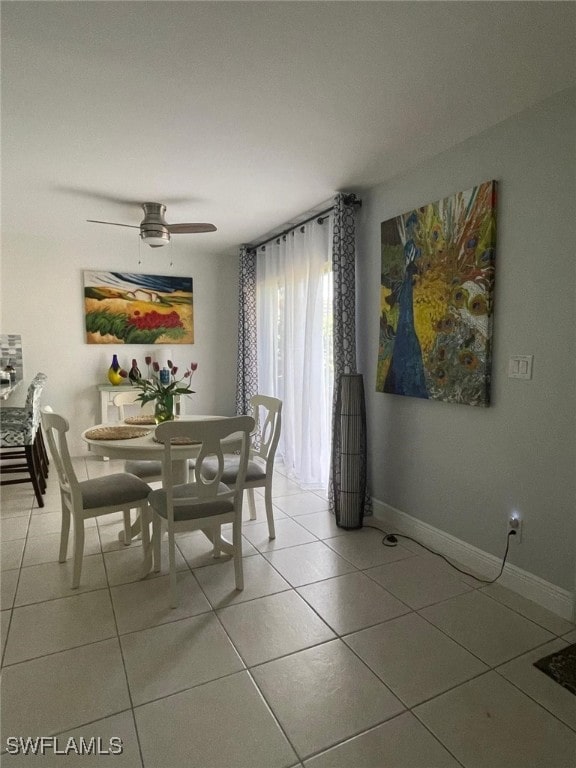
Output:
[
  {"xmin": 356, "ymin": 88, "xmax": 576, "ymax": 592},
  {"xmin": 0, "ymin": 225, "xmax": 239, "ymax": 455}
]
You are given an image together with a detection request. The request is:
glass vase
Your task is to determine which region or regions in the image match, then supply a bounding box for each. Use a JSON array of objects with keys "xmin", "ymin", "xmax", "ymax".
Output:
[
  {"xmin": 154, "ymin": 395, "xmax": 174, "ymax": 424},
  {"xmin": 107, "ymin": 354, "xmax": 124, "ymax": 386}
]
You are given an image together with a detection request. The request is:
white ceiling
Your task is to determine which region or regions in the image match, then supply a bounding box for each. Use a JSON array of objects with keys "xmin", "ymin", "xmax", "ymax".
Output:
[{"xmin": 2, "ymin": 1, "xmax": 575, "ymax": 256}]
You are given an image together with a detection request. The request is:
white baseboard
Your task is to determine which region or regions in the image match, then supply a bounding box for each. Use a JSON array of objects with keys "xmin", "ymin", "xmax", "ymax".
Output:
[{"xmin": 371, "ymin": 498, "xmax": 574, "ymax": 622}]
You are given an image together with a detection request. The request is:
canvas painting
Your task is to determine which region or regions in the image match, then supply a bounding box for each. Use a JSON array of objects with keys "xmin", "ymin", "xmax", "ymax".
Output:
[
  {"xmin": 376, "ymin": 180, "xmax": 497, "ymax": 406},
  {"xmin": 84, "ymin": 271, "xmax": 193, "ymax": 344}
]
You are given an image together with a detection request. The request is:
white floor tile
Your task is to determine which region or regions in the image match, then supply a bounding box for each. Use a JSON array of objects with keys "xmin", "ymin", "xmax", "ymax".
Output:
[
  {"xmin": 1, "ymin": 608, "xmax": 11, "ymax": 659},
  {"xmin": 217, "ymin": 590, "xmax": 335, "ymax": 666},
  {"xmin": 295, "ymin": 510, "xmax": 346, "ymax": 539},
  {"xmin": 240, "ymin": 492, "xmax": 288, "ymax": 523},
  {"xmin": 304, "ymin": 711, "xmax": 461, "ymax": 768},
  {"xmin": 242, "ymin": 517, "xmax": 318, "ymax": 552},
  {"xmin": 135, "ymin": 671, "xmax": 297, "ymax": 768},
  {"xmin": 496, "ymin": 638, "xmax": 576, "ymax": 731},
  {"xmin": 481, "ymin": 583, "xmax": 576, "ymax": 636},
  {"xmin": 414, "ymin": 671, "xmax": 576, "ymax": 768},
  {"xmin": 274, "ymin": 492, "xmax": 329, "ymax": 517},
  {"xmin": 365, "ymin": 554, "xmax": 474, "ymax": 609},
  {"xmin": 1, "ymin": 538, "xmax": 25, "ymax": 570},
  {"xmin": 325, "ymin": 528, "xmax": 416, "ymax": 570},
  {"xmin": 111, "ymin": 570, "xmax": 211, "ymax": 634},
  {"xmin": 193, "ymin": 552, "xmax": 291, "ymax": 608},
  {"xmin": 0, "ymin": 515, "xmax": 30, "ymax": 541},
  {"xmin": 345, "ymin": 612, "xmax": 488, "ymax": 707},
  {"xmin": 28, "ymin": 511, "xmax": 95, "ymax": 537},
  {"xmin": 103, "ymin": 540, "xmax": 187, "ymax": 587},
  {"xmin": 297, "ymin": 571, "xmax": 410, "ymax": 635},
  {"xmin": 270, "ymin": 475, "xmax": 306, "ymax": 497},
  {"xmin": 419, "ymin": 590, "xmax": 556, "ymax": 666},
  {"xmin": 263, "ymin": 541, "xmax": 357, "ymax": 587},
  {"xmin": 14, "ymin": 554, "xmax": 108, "ymax": 606},
  {"xmin": 0, "ymin": 473, "xmax": 572, "ymax": 768},
  {"xmin": 0, "ymin": 638, "xmax": 130, "ymax": 742},
  {"xmin": 0, "ymin": 568, "xmax": 19, "ymax": 609},
  {"xmin": 4, "ymin": 589, "xmax": 116, "ymax": 665},
  {"xmin": 22, "ymin": 528, "xmax": 101, "ymax": 566},
  {"xmin": 121, "ymin": 612, "xmax": 244, "ymax": 705},
  {"xmin": 251, "ymin": 639, "xmax": 405, "ymax": 759},
  {"xmin": 176, "ymin": 528, "xmax": 257, "ymax": 567}
]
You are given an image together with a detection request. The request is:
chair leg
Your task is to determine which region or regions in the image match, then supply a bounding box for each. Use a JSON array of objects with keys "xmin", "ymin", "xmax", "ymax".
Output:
[
  {"xmin": 152, "ymin": 516, "xmax": 162, "ymax": 573},
  {"xmin": 37, "ymin": 428, "xmax": 49, "ymax": 475},
  {"xmin": 168, "ymin": 527, "xmax": 178, "ymax": 608},
  {"xmin": 59, "ymin": 505, "xmax": 71, "ymax": 563},
  {"xmin": 122, "ymin": 509, "xmax": 132, "ymax": 545},
  {"xmin": 212, "ymin": 524, "xmax": 221, "ymax": 559},
  {"xmin": 140, "ymin": 505, "xmax": 153, "ymax": 578},
  {"xmin": 232, "ymin": 516, "xmax": 244, "ymax": 591},
  {"xmin": 264, "ymin": 483, "xmax": 276, "ymax": 540},
  {"xmin": 71, "ymin": 519, "xmax": 85, "ymax": 589},
  {"xmin": 247, "ymin": 488, "xmax": 257, "ymax": 520},
  {"xmin": 25, "ymin": 445, "xmax": 45, "ymax": 508}
]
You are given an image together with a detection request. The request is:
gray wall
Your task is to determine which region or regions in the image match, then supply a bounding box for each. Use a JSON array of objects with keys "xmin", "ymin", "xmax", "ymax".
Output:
[{"xmin": 356, "ymin": 88, "xmax": 576, "ymax": 591}]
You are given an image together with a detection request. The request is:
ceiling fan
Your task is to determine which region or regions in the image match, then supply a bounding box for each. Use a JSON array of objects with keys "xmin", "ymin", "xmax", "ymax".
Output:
[{"xmin": 87, "ymin": 202, "xmax": 217, "ymax": 247}]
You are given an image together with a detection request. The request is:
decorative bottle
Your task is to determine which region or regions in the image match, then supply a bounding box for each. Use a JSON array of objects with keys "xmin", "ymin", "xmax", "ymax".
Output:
[
  {"xmin": 107, "ymin": 354, "xmax": 124, "ymax": 386},
  {"xmin": 128, "ymin": 359, "xmax": 141, "ymax": 384}
]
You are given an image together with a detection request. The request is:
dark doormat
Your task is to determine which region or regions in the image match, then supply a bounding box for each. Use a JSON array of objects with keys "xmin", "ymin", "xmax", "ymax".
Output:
[{"xmin": 533, "ymin": 643, "xmax": 576, "ymax": 695}]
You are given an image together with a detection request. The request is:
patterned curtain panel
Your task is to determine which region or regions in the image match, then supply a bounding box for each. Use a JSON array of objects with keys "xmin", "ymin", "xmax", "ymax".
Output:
[
  {"xmin": 332, "ymin": 193, "xmax": 358, "ymax": 377},
  {"xmin": 235, "ymin": 246, "xmax": 258, "ymax": 415},
  {"xmin": 330, "ymin": 193, "xmax": 372, "ymax": 516}
]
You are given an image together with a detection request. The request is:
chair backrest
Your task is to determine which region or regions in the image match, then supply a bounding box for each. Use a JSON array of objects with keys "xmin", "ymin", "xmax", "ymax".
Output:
[
  {"xmin": 155, "ymin": 416, "xmax": 255, "ymax": 520},
  {"xmin": 41, "ymin": 408, "xmax": 81, "ymax": 510},
  {"xmin": 23, "ymin": 372, "xmax": 48, "ymax": 408},
  {"xmin": 250, "ymin": 395, "xmax": 282, "ymax": 466},
  {"xmin": 0, "ymin": 373, "xmax": 48, "ymax": 439},
  {"xmin": 113, "ymin": 390, "xmax": 153, "ymax": 420}
]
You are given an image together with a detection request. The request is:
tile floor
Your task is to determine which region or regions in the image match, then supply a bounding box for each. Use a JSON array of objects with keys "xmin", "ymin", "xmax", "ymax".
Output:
[{"xmin": 1, "ymin": 458, "xmax": 575, "ymax": 767}]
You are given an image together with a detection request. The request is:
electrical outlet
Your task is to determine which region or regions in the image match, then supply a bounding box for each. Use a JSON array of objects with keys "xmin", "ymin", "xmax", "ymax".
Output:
[{"xmin": 508, "ymin": 514, "xmax": 523, "ymax": 542}]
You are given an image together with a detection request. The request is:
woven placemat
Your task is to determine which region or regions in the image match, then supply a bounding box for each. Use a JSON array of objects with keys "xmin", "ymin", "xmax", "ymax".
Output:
[
  {"xmin": 152, "ymin": 435, "xmax": 201, "ymax": 445},
  {"xmin": 124, "ymin": 415, "xmax": 156, "ymax": 425},
  {"xmin": 85, "ymin": 426, "xmax": 152, "ymax": 440}
]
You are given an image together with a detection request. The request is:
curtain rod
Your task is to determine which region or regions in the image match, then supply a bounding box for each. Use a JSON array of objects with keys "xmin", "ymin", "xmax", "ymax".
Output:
[{"xmin": 249, "ymin": 194, "xmax": 361, "ymax": 251}]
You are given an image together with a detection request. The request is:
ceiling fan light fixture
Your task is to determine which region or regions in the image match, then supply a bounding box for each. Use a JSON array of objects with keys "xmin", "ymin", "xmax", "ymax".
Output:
[{"xmin": 140, "ymin": 227, "xmax": 171, "ymax": 248}]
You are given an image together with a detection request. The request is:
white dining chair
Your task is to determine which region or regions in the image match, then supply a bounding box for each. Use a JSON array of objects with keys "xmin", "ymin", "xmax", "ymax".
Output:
[
  {"xmin": 200, "ymin": 395, "xmax": 282, "ymax": 539},
  {"xmin": 149, "ymin": 415, "xmax": 255, "ymax": 608},
  {"xmin": 42, "ymin": 408, "xmax": 152, "ymax": 588}
]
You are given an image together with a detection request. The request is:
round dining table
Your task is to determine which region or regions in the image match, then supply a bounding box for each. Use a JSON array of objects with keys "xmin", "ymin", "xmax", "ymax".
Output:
[
  {"xmin": 81, "ymin": 415, "xmax": 237, "ymax": 569},
  {"xmin": 81, "ymin": 415, "xmax": 224, "ymax": 483}
]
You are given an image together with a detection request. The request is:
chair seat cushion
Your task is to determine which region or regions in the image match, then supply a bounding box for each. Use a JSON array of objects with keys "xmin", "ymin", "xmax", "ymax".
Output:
[
  {"xmin": 201, "ymin": 455, "xmax": 266, "ymax": 484},
  {"xmin": 125, "ymin": 459, "xmax": 162, "ymax": 478},
  {"xmin": 79, "ymin": 473, "xmax": 150, "ymax": 510},
  {"xmin": 149, "ymin": 481, "xmax": 234, "ymax": 521},
  {"xmin": 124, "ymin": 458, "xmax": 196, "ymax": 479},
  {"xmin": 0, "ymin": 422, "xmax": 34, "ymax": 446}
]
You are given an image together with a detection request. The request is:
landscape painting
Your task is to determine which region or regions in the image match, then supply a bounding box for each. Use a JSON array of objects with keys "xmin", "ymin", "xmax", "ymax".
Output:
[
  {"xmin": 376, "ymin": 180, "xmax": 497, "ymax": 406},
  {"xmin": 84, "ymin": 271, "xmax": 193, "ymax": 344}
]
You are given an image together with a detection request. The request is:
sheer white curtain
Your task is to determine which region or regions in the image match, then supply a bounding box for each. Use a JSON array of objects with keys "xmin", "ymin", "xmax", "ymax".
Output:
[{"xmin": 256, "ymin": 218, "xmax": 333, "ymax": 489}]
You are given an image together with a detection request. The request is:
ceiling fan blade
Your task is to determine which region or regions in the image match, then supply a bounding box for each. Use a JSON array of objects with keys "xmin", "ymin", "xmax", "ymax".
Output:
[
  {"xmin": 167, "ymin": 223, "xmax": 217, "ymax": 234},
  {"xmin": 87, "ymin": 219, "xmax": 140, "ymax": 229}
]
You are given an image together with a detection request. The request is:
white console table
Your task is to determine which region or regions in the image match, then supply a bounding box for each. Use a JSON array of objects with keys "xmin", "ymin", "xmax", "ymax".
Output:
[
  {"xmin": 96, "ymin": 383, "xmax": 183, "ymax": 423},
  {"xmin": 97, "ymin": 383, "xmax": 134, "ymax": 424}
]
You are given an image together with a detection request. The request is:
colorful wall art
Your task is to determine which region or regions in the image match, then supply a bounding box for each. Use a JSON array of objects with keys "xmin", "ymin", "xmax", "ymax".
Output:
[
  {"xmin": 376, "ymin": 180, "xmax": 497, "ymax": 406},
  {"xmin": 84, "ymin": 272, "xmax": 193, "ymax": 344}
]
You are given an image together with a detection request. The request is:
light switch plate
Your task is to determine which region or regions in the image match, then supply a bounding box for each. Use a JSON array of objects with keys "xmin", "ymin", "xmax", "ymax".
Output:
[{"xmin": 508, "ymin": 355, "xmax": 533, "ymax": 379}]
